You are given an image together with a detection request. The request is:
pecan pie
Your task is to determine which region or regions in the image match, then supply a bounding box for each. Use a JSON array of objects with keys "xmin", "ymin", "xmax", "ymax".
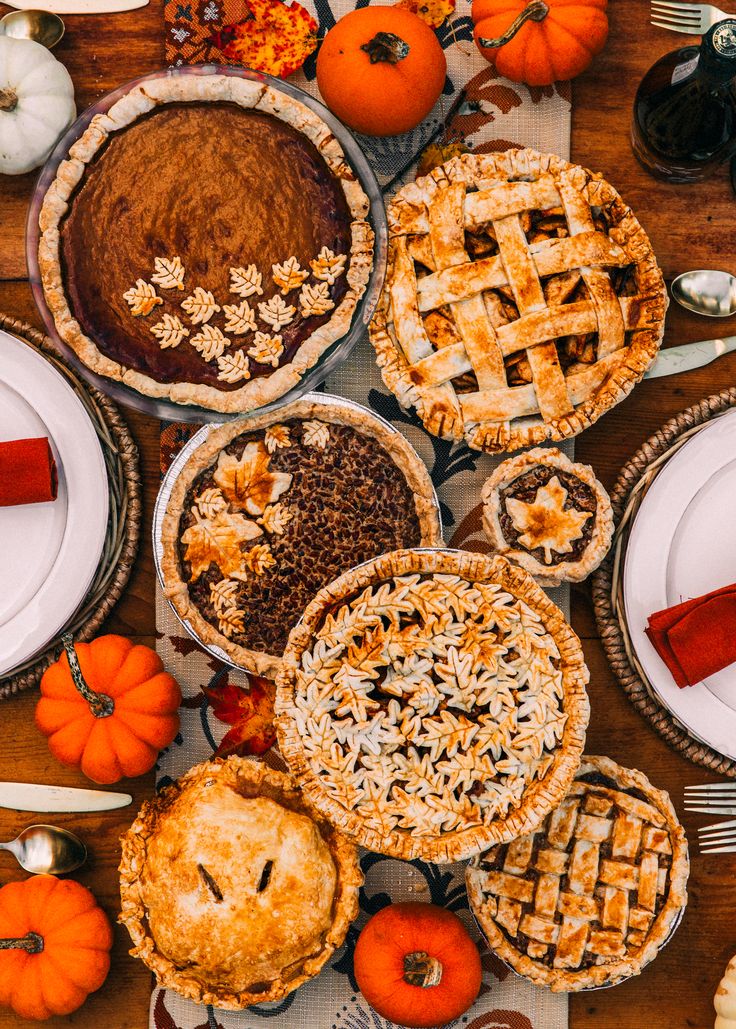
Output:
[
  {"xmin": 369, "ymin": 149, "xmax": 667, "ymax": 453},
  {"xmin": 466, "ymin": 755, "xmax": 689, "ymax": 991},
  {"xmin": 275, "ymin": 548, "xmax": 590, "ymax": 863},
  {"xmin": 160, "ymin": 398, "xmax": 442, "ymax": 677},
  {"xmin": 482, "ymin": 448, "xmax": 614, "ymax": 586},
  {"xmin": 119, "ymin": 757, "xmax": 362, "ymax": 1008},
  {"xmin": 38, "ymin": 73, "xmax": 374, "ymax": 412}
]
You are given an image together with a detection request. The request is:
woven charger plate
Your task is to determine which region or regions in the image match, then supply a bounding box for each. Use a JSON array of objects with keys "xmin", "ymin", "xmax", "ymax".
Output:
[
  {"xmin": 0, "ymin": 313, "xmax": 141, "ymax": 698},
  {"xmin": 591, "ymin": 387, "xmax": 736, "ymax": 778}
]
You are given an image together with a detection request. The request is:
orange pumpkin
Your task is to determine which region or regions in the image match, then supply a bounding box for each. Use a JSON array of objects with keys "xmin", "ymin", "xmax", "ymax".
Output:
[
  {"xmin": 316, "ymin": 7, "xmax": 447, "ymax": 137},
  {"xmin": 472, "ymin": 0, "xmax": 609, "ymax": 87},
  {"xmin": 353, "ymin": 902, "xmax": 482, "ymax": 1028},
  {"xmin": 36, "ymin": 634, "xmax": 181, "ymax": 785},
  {"xmin": 0, "ymin": 875, "xmax": 112, "ymax": 1021}
]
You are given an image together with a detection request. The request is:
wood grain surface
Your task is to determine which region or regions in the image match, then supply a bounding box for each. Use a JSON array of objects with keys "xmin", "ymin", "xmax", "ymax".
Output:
[{"xmin": 1, "ymin": 0, "xmax": 736, "ymax": 1025}]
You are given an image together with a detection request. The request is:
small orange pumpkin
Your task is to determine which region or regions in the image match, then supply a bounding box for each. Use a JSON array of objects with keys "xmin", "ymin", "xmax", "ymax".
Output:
[
  {"xmin": 0, "ymin": 875, "xmax": 112, "ymax": 1021},
  {"xmin": 316, "ymin": 6, "xmax": 447, "ymax": 137},
  {"xmin": 353, "ymin": 902, "xmax": 482, "ymax": 1028},
  {"xmin": 36, "ymin": 634, "xmax": 181, "ymax": 785},
  {"xmin": 472, "ymin": 0, "xmax": 609, "ymax": 87}
]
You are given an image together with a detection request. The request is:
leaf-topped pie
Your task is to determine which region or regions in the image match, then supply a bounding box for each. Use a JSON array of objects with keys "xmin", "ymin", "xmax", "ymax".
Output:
[
  {"xmin": 119, "ymin": 757, "xmax": 362, "ymax": 1008},
  {"xmin": 466, "ymin": 755, "xmax": 689, "ymax": 991},
  {"xmin": 38, "ymin": 73, "xmax": 374, "ymax": 413},
  {"xmin": 482, "ymin": 448, "xmax": 614, "ymax": 586},
  {"xmin": 160, "ymin": 397, "xmax": 442, "ymax": 678},
  {"xmin": 275, "ymin": 548, "xmax": 590, "ymax": 862},
  {"xmin": 369, "ymin": 149, "xmax": 667, "ymax": 453}
]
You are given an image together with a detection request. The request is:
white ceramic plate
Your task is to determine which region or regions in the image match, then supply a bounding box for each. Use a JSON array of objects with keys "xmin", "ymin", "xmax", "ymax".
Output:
[
  {"xmin": 624, "ymin": 408, "xmax": 736, "ymax": 759},
  {"xmin": 0, "ymin": 331, "xmax": 108, "ymax": 676}
]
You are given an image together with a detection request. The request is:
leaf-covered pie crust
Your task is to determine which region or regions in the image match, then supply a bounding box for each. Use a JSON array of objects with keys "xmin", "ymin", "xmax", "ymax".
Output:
[{"xmin": 181, "ymin": 510, "xmax": 262, "ymax": 581}]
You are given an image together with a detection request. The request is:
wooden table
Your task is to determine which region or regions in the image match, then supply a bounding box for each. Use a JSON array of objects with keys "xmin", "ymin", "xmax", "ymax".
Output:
[{"xmin": 2, "ymin": 1, "xmax": 736, "ymax": 1025}]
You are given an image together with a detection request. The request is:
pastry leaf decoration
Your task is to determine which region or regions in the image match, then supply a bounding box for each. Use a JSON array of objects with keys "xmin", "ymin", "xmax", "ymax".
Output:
[
  {"xmin": 123, "ymin": 279, "xmax": 162, "ymax": 317},
  {"xmin": 230, "ymin": 265, "xmax": 264, "ymax": 298},
  {"xmin": 302, "ymin": 420, "xmax": 330, "ymax": 449},
  {"xmin": 151, "ymin": 256, "xmax": 185, "ymax": 291},
  {"xmin": 299, "ymin": 281, "xmax": 334, "ymax": 317},
  {"xmin": 259, "ymin": 502, "xmax": 292, "ymax": 535},
  {"xmin": 204, "ymin": 676, "xmax": 277, "ymax": 758},
  {"xmin": 258, "ymin": 294, "xmax": 296, "ymax": 330},
  {"xmin": 220, "ymin": 0, "xmax": 318, "ymax": 79},
  {"xmin": 218, "ymin": 605, "xmax": 246, "ymax": 638},
  {"xmin": 190, "ymin": 324, "xmax": 229, "ymax": 362},
  {"xmin": 310, "ymin": 247, "xmax": 347, "ymax": 285},
  {"xmin": 209, "ymin": 578, "xmax": 240, "ymax": 613},
  {"xmin": 505, "ymin": 475, "xmax": 592, "ymax": 564},
  {"xmin": 223, "ymin": 301, "xmax": 258, "ymax": 335},
  {"xmin": 150, "ymin": 312, "xmax": 189, "ymax": 349},
  {"xmin": 181, "ymin": 510, "xmax": 263, "ymax": 581},
  {"xmin": 196, "ymin": 487, "xmax": 228, "ymax": 520},
  {"xmin": 213, "ymin": 441, "xmax": 292, "ymax": 516},
  {"xmin": 264, "ymin": 424, "xmax": 291, "ymax": 453},
  {"xmin": 247, "ymin": 332, "xmax": 284, "ymax": 367},
  {"xmin": 239, "ymin": 542, "xmax": 277, "ymax": 577},
  {"xmin": 182, "ymin": 287, "xmax": 221, "ymax": 325},
  {"xmin": 272, "ymin": 256, "xmax": 309, "ymax": 294},
  {"xmin": 217, "ymin": 349, "xmax": 251, "ymax": 383}
]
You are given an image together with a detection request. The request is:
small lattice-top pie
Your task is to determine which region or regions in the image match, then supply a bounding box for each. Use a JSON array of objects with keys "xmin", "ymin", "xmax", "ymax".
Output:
[
  {"xmin": 38, "ymin": 73, "xmax": 374, "ymax": 413},
  {"xmin": 369, "ymin": 149, "xmax": 667, "ymax": 453},
  {"xmin": 482, "ymin": 447, "xmax": 614, "ymax": 586},
  {"xmin": 466, "ymin": 755, "xmax": 689, "ymax": 991},
  {"xmin": 160, "ymin": 398, "xmax": 442, "ymax": 677},
  {"xmin": 275, "ymin": 548, "xmax": 590, "ymax": 863},
  {"xmin": 119, "ymin": 757, "xmax": 362, "ymax": 1008}
]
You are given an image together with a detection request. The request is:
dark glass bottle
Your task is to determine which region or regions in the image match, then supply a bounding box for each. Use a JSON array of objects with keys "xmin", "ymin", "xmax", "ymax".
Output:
[{"xmin": 631, "ymin": 19, "xmax": 736, "ymax": 183}]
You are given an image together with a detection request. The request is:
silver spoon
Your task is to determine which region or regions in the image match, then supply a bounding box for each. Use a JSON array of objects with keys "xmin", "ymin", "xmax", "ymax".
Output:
[
  {"xmin": 671, "ymin": 269, "xmax": 736, "ymax": 318},
  {"xmin": 0, "ymin": 825, "xmax": 87, "ymax": 875},
  {"xmin": 0, "ymin": 10, "xmax": 65, "ymax": 49}
]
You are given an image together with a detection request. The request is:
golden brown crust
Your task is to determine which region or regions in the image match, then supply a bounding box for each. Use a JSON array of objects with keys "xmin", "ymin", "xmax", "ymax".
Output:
[
  {"xmin": 275, "ymin": 547, "xmax": 590, "ymax": 863},
  {"xmin": 118, "ymin": 757, "xmax": 362, "ymax": 1009}
]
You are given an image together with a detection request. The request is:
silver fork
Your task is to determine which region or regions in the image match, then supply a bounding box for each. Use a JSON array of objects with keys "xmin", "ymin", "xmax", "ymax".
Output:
[
  {"xmin": 651, "ymin": 0, "xmax": 731, "ymax": 34},
  {"xmin": 684, "ymin": 782, "xmax": 736, "ymax": 814},
  {"xmin": 699, "ymin": 818, "xmax": 736, "ymax": 852}
]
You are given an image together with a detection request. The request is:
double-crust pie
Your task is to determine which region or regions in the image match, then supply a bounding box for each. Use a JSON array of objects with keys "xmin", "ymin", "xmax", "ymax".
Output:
[
  {"xmin": 466, "ymin": 755, "xmax": 689, "ymax": 991},
  {"xmin": 160, "ymin": 398, "xmax": 442, "ymax": 677},
  {"xmin": 38, "ymin": 73, "xmax": 374, "ymax": 412},
  {"xmin": 369, "ymin": 149, "xmax": 667, "ymax": 453},
  {"xmin": 482, "ymin": 447, "xmax": 614, "ymax": 586},
  {"xmin": 119, "ymin": 757, "xmax": 362, "ymax": 1008},
  {"xmin": 276, "ymin": 548, "xmax": 590, "ymax": 863}
]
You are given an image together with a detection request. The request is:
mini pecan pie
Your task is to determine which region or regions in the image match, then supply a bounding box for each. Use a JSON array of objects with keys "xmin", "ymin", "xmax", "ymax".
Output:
[
  {"xmin": 119, "ymin": 757, "xmax": 362, "ymax": 1008},
  {"xmin": 466, "ymin": 755, "xmax": 689, "ymax": 991},
  {"xmin": 160, "ymin": 398, "xmax": 442, "ymax": 677},
  {"xmin": 275, "ymin": 548, "xmax": 590, "ymax": 863},
  {"xmin": 38, "ymin": 73, "xmax": 374, "ymax": 413},
  {"xmin": 482, "ymin": 447, "xmax": 614, "ymax": 586}
]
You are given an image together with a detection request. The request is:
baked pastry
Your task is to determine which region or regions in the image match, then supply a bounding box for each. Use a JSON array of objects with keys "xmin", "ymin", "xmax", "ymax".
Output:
[
  {"xmin": 481, "ymin": 447, "xmax": 614, "ymax": 586},
  {"xmin": 466, "ymin": 755, "xmax": 689, "ymax": 991},
  {"xmin": 160, "ymin": 397, "xmax": 442, "ymax": 677},
  {"xmin": 276, "ymin": 548, "xmax": 590, "ymax": 863},
  {"xmin": 369, "ymin": 149, "xmax": 667, "ymax": 453},
  {"xmin": 38, "ymin": 73, "xmax": 374, "ymax": 413},
  {"xmin": 119, "ymin": 757, "xmax": 362, "ymax": 1008}
]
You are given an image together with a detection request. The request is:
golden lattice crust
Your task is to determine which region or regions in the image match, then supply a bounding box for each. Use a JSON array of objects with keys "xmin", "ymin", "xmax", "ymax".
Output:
[
  {"xmin": 275, "ymin": 548, "xmax": 590, "ymax": 863},
  {"xmin": 466, "ymin": 755, "xmax": 689, "ymax": 991},
  {"xmin": 118, "ymin": 757, "xmax": 362, "ymax": 1009},
  {"xmin": 369, "ymin": 149, "xmax": 667, "ymax": 454}
]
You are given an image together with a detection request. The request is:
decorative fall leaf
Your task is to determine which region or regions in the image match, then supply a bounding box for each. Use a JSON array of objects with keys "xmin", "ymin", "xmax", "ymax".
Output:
[
  {"xmin": 505, "ymin": 475, "xmax": 592, "ymax": 564},
  {"xmin": 222, "ymin": 301, "xmax": 258, "ymax": 335},
  {"xmin": 221, "ymin": 0, "xmax": 318, "ymax": 80},
  {"xmin": 182, "ymin": 287, "xmax": 221, "ymax": 325},
  {"xmin": 394, "ymin": 0, "xmax": 456, "ymax": 27},
  {"xmin": 196, "ymin": 487, "xmax": 228, "ymax": 519},
  {"xmin": 264, "ymin": 424, "xmax": 291, "ymax": 453},
  {"xmin": 123, "ymin": 279, "xmax": 162, "ymax": 317},
  {"xmin": 259, "ymin": 502, "xmax": 292, "ymax": 535},
  {"xmin": 181, "ymin": 510, "xmax": 262, "ymax": 580},
  {"xmin": 238, "ymin": 542, "xmax": 276, "ymax": 577},
  {"xmin": 152, "ymin": 255, "xmax": 186, "ymax": 291},
  {"xmin": 302, "ymin": 420, "xmax": 330, "ymax": 449},
  {"xmin": 209, "ymin": 578, "xmax": 240, "ymax": 614},
  {"xmin": 213, "ymin": 441, "xmax": 292, "ymax": 516},
  {"xmin": 247, "ymin": 331, "xmax": 284, "ymax": 368},
  {"xmin": 272, "ymin": 256, "xmax": 309, "ymax": 294},
  {"xmin": 218, "ymin": 605, "xmax": 246, "ymax": 638},
  {"xmin": 204, "ymin": 676, "xmax": 277, "ymax": 758},
  {"xmin": 230, "ymin": 265, "xmax": 264, "ymax": 298},
  {"xmin": 310, "ymin": 247, "xmax": 347, "ymax": 285},
  {"xmin": 191, "ymin": 324, "xmax": 230, "ymax": 362},
  {"xmin": 416, "ymin": 138, "xmax": 469, "ymax": 178},
  {"xmin": 150, "ymin": 312, "xmax": 190, "ymax": 349},
  {"xmin": 258, "ymin": 294, "xmax": 296, "ymax": 330},
  {"xmin": 217, "ymin": 349, "xmax": 251, "ymax": 383},
  {"xmin": 299, "ymin": 280, "xmax": 334, "ymax": 317}
]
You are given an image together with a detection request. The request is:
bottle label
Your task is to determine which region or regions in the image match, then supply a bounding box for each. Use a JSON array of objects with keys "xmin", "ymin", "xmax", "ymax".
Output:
[
  {"xmin": 671, "ymin": 54, "xmax": 699, "ymax": 84},
  {"xmin": 712, "ymin": 21, "xmax": 736, "ymax": 57}
]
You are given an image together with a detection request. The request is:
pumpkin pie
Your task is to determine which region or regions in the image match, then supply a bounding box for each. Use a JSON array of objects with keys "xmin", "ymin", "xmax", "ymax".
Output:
[
  {"xmin": 160, "ymin": 397, "xmax": 442, "ymax": 677},
  {"xmin": 38, "ymin": 73, "xmax": 374, "ymax": 413},
  {"xmin": 118, "ymin": 756, "xmax": 362, "ymax": 1008}
]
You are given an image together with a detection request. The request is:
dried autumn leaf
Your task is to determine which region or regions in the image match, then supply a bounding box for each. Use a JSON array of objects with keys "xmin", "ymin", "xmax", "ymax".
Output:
[
  {"xmin": 204, "ymin": 676, "xmax": 277, "ymax": 757},
  {"xmin": 416, "ymin": 138, "xmax": 469, "ymax": 178},
  {"xmin": 181, "ymin": 510, "xmax": 262, "ymax": 581},
  {"xmin": 221, "ymin": 0, "xmax": 318, "ymax": 80},
  {"xmin": 213, "ymin": 441, "xmax": 292, "ymax": 516},
  {"xmin": 394, "ymin": 0, "xmax": 456, "ymax": 28}
]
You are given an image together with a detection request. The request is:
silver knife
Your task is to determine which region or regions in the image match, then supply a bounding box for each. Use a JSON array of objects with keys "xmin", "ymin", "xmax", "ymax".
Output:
[
  {"xmin": 3, "ymin": 0, "xmax": 148, "ymax": 13},
  {"xmin": 645, "ymin": 336, "xmax": 736, "ymax": 379},
  {"xmin": 0, "ymin": 782, "xmax": 132, "ymax": 813}
]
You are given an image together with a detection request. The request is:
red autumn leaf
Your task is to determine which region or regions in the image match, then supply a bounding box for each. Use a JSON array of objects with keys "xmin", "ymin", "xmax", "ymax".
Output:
[
  {"xmin": 204, "ymin": 676, "xmax": 277, "ymax": 757},
  {"xmin": 221, "ymin": 0, "xmax": 318, "ymax": 79},
  {"xmin": 394, "ymin": 0, "xmax": 456, "ymax": 28}
]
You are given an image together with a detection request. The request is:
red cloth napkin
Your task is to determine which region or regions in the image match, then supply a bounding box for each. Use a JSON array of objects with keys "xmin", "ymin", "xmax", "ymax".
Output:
[
  {"xmin": 646, "ymin": 584, "xmax": 736, "ymax": 688},
  {"xmin": 0, "ymin": 438, "xmax": 58, "ymax": 507}
]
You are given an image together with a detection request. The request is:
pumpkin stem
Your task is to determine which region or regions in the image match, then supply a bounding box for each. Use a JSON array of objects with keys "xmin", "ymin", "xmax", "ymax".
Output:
[
  {"xmin": 361, "ymin": 31, "xmax": 411, "ymax": 65},
  {"xmin": 0, "ymin": 88, "xmax": 18, "ymax": 113},
  {"xmin": 477, "ymin": 0, "xmax": 549, "ymax": 49},
  {"xmin": 0, "ymin": 932, "xmax": 44, "ymax": 954},
  {"xmin": 61, "ymin": 633, "xmax": 115, "ymax": 719},
  {"xmin": 403, "ymin": 950, "xmax": 443, "ymax": 988}
]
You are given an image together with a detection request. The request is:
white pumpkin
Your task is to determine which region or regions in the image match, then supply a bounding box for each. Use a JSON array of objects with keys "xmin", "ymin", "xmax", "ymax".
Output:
[
  {"xmin": 716, "ymin": 955, "xmax": 736, "ymax": 1028},
  {"xmin": 0, "ymin": 36, "xmax": 75, "ymax": 176}
]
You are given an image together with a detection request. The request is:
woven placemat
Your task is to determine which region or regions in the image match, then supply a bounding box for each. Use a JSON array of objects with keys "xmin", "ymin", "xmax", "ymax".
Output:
[
  {"xmin": 0, "ymin": 313, "xmax": 142, "ymax": 698},
  {"xmin": 591, "ymin": 387, "xmax": 736, "ymax": 778}
]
